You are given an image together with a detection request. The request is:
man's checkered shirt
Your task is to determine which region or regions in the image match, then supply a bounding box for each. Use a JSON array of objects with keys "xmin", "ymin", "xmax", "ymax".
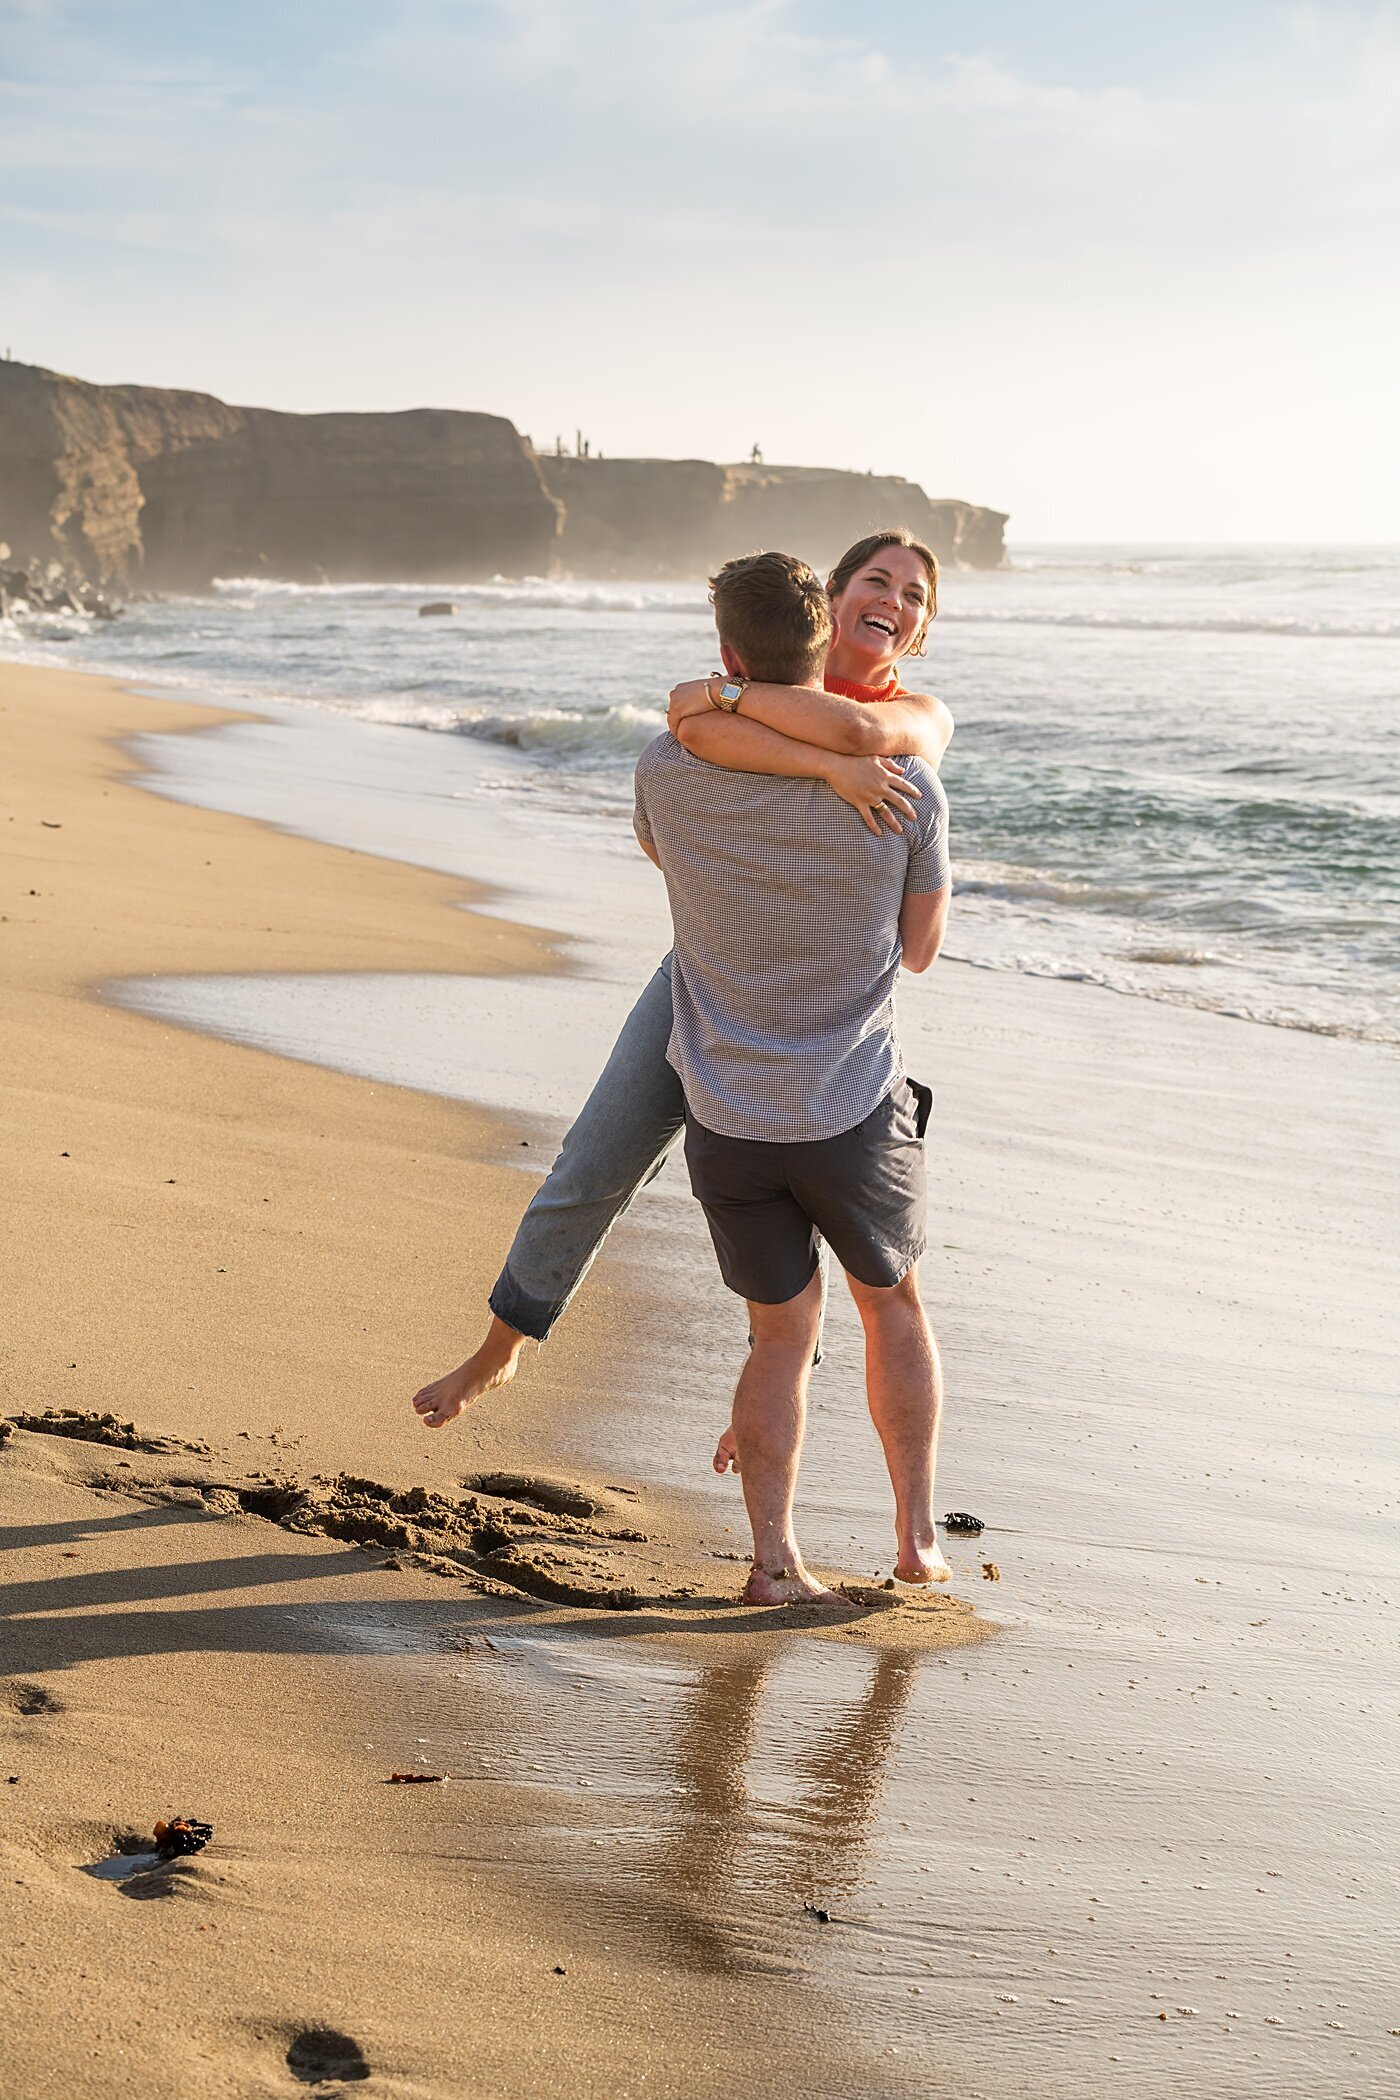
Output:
[{"xmin": 633, "ymin": 732, "xmax": 949, "ymax": 1143}]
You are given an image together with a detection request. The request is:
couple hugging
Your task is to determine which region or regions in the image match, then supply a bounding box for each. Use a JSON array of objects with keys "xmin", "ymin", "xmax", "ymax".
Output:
[{"xmin": 413, "ymin": 529, "xmax": 955, "ymax": 1605}]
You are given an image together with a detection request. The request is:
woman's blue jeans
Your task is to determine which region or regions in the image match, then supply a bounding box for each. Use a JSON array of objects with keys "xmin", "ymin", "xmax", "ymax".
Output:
[
  {"xmin": 488, "ymin": 959, "xmax": 684, "ymax": 1341},
  {"xmin": 489, "ymin": 955, "xmax": 829, "ymax": 1350}
]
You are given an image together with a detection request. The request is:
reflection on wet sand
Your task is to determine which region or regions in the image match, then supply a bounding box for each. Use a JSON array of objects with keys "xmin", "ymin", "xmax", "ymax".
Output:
[{"xmin": 649, "ymin": 1645, "xmax": 920, "ymax": 1976}]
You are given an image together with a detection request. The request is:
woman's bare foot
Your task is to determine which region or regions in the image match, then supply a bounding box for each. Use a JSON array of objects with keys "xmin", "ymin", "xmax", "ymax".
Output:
[
  {"xmin": 894, "ymin": 1531, "xmax": 953, "ymax": 1584},
  {"xmin": 411, "ymin": 1317, "xmax": 526, "ymax": 1430},
  {"xmin": 742, "ymin": 1561, "xmax": 843, "ymax": 1607},
  {"xmin": 712, "ymin": 1423, "xmax": 740, "ymax": 1475}
]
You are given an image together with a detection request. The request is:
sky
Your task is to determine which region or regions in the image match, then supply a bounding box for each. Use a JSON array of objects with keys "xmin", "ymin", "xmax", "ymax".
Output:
[{"xmin": 2, "ymin": 0, "xmax": 1398, "ymax": 540}]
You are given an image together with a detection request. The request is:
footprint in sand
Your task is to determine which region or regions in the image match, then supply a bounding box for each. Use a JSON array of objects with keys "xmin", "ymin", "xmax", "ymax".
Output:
[
  {"xmin": 285, "ymin": 2029, "xmax": 371, "ymax": 2085},
  {"xmin": 3, "ymin": 1681, "xmax": 64, "ymax": 1718},
  {"xmin": 6, "ymin": 1407, "xmax": 207, "ymax": 1455},
  {"xmin": 466, "ymin": 1471, "xmax": 601, "ymax": 1519}
]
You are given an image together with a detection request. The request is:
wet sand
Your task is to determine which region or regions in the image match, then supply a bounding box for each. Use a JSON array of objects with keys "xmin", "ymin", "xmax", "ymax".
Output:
[{"xmin": 1, "ymin": 662, "xmax": 983, "ymax": 2100}]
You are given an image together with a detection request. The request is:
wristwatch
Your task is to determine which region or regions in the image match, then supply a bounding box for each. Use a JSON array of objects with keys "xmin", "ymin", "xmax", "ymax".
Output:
[{"xmin": 710, "ymin": 675, "xmax": 749, "ymax": 713}]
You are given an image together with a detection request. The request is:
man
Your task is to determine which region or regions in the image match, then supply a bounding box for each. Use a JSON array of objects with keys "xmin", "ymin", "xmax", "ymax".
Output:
[{"xmin": 633, "ymin": 550, "xmax": 952, "ymax": 1606}]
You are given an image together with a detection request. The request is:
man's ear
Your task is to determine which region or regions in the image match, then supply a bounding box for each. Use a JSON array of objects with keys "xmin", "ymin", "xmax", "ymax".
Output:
[{"xmin": 719, "ymin": 641, "xmax": 748, "ymax": 678}]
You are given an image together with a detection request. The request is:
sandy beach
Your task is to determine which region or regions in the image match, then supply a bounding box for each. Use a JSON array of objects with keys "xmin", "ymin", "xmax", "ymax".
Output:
[{"xmin": 4, "ymin": 659, "xmax": 1398, "ymax": 2098}]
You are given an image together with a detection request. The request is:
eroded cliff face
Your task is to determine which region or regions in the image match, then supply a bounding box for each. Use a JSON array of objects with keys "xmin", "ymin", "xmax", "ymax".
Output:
[
  {"xmin": 538, "ymin": 455, "xmax": 1008, "ymax": 576},
  {"xmin": 135, "ymin": 408, "xmax": 563, "ymax": 588},
  {"xmin": 0, "ymin": 360, "xmax": 237, "ymax": 582},
  {"xmin": 0, "ymin": 361, "xmax": 561, "ymax": 586},
  {"xmin": 534, "ymin": 455, "xmax": 730, "ymax": 577},
  {"xmin": 0, "ymin": 358, "xmax": 1006, "ymax": 588},
  {"xmin": 723, "ymin": 463, "xmax": 1007, "ymax": 572}
]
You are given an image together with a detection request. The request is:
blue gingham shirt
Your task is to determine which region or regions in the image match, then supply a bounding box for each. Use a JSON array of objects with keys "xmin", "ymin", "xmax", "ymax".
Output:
[{"xmin": 634, "ymin": 733, "xmax": 949, "ymax": 1142}]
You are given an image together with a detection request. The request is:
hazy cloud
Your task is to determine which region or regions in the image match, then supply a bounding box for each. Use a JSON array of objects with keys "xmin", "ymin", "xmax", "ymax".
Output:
[{"xmin": 2, "ymin": 0, "xmax": 1397, "ymax": 535}]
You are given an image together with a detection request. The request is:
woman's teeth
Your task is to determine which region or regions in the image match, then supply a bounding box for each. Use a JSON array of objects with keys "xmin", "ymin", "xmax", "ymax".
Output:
[{"xmin": 864, "ymin": 615, "xmax": 897, "ymax": 636}]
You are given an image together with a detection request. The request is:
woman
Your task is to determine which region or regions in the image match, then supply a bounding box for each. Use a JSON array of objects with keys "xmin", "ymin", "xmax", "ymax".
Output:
[{"xmin": 412, "ymin": 528, "xmax": 950, "ymax": 1430}]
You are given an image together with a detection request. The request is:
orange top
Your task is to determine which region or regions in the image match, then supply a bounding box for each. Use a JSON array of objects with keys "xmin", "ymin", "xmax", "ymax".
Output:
[{"xmin": 823, "ymin": 671, "xmax": 905, "ymax": 703}]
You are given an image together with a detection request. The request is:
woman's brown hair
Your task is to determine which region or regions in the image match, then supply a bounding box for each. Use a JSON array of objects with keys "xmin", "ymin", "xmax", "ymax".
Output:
[{"xmin": 827, "ymin": 529, "xmax": 939, "ymax": 656}]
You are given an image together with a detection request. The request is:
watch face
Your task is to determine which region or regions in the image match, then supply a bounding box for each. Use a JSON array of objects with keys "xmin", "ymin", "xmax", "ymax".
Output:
[{"xmin": 719, "ymin": 680, "xmax": 744, "ymax": 703}]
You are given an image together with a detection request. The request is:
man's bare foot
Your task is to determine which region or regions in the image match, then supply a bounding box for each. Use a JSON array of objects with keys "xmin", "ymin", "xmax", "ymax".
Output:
[
  {"xmin": 742, "ymin": 1562, "xmax": 843, "ymax": 1607},
  {"xmin": 894, "ymin": 1533, "xmax": 953, "ymax": 1584},
  {"xmin": 712, "ymin": 1423, "xmax": 740, "ymax": 1475},
  {"xmin": 411, "ymin": 1319, "xmax": 526, "ymax": 1430}
]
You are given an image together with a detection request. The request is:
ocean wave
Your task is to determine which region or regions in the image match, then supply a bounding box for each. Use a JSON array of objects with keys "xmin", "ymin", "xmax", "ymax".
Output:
[
  {"xmin": 353, "ymin": 697, "xmax": 667, "ymax": 764},
  {"xmin": 457, "ymin": 702, "xmax": 666, "ymax": 762},
  {"xmin": 1123, "ymin": 945, "xmax": 1218, "ymax": 967},
  {"xmin": 0, "ymin": 601, "xmax": 94, "ymax": 633},
  {"xmin": 210, "ymin": 576, "xmax": 709, "ymax": 616},
  {"xmin": 941, "ymin": 608, "xmax": 1400, "ymax": 641},
  {"xmin": 953, "ymin": 862, "xmax": 1154, "ymax": 909},
  {"xmin": 946, "ymin": 944, "xmax": 1398, "ymax": 1044},
  {"xmin": 217, "ymin": 575, "xmax": 1400, "ymax": 634}
]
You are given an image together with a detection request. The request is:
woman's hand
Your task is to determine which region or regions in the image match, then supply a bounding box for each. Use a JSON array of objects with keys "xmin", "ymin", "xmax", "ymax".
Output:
[
  {"xmin": 668, "ymin": 678, "xmax": 717, "ymax": 734},
  {"xmin": 824, "ymin": 754, "xmax": 920, "ymax": 835}
]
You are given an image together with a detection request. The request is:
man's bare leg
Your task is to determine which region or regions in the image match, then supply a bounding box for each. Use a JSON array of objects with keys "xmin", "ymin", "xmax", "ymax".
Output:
[
  {"xmin": 731, "ymin": 1273, "xmax": 836, "ymax": 1605},
  {"xmin": 846, "ymin": 1265, "xmax": 951, "ymax": 1583},
  {"xmin": 412, "ymin": 1315, "xmax": 527, "ymax": 1431}
]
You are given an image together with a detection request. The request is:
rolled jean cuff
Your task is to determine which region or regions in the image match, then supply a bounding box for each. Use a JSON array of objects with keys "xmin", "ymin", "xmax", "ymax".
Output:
[{"xmin": 488, "ymin": 1262, "xmax": 566, "ymax": 1345}]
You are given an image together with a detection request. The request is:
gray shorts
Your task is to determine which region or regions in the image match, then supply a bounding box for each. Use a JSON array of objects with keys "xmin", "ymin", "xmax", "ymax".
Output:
[{"xmin": 683, "ymin": 1079, "xmax": 931, "ymax": 1306}]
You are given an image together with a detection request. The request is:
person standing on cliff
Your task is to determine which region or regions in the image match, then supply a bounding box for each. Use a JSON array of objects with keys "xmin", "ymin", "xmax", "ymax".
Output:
[{"xmin": 630, "ymin": 552, "xmax": 951, "ymax": 1602}]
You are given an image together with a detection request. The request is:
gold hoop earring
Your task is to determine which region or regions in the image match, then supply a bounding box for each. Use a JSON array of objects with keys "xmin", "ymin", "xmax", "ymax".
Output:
[{"xmin": 906, "ymin": 633, "xmax": 928, "ymax": 658}]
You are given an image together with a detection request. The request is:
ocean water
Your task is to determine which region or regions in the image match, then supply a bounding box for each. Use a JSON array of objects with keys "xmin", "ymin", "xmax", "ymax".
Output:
[{"xmin": 4, "ymin": 543, "xmax": 1398, "ymax": 1041}]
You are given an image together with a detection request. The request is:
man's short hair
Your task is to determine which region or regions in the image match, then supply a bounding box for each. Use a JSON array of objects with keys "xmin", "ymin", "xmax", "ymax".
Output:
[{"xmin": 709, "ymin": 551, "xmax": 834, "ymax": 685}]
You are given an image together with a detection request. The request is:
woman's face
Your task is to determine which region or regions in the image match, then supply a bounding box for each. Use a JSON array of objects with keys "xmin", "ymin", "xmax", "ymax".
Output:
[{"xmin": 829, "ymin": 546, "xmax": 932, "ymax": 672}]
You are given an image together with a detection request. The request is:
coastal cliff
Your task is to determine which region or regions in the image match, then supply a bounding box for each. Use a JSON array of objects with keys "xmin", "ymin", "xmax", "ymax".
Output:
[
  {"xmin": 726, "ymin": 463, "xmax": 1007, "ymax": 572},
  {"xmin": 534, "ymin": 455, "xmax": 731, "ymax": 577},
  {"xmin": 0, "ymin": 358, "xmax": 1007, "ymax": 588},
  {"xmin": 0, "ymin": 361, "xmax": 561, "ymax": 587},
  {"xmin": 537, "ymin": 455, "xmax": 1007, "ymax": 576}
]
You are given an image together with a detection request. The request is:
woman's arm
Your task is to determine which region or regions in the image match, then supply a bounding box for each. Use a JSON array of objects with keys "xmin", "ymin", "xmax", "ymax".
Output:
[
  {"xmin": 675, "ymin": 711, "xmax": 920, "ymax": 836},
  {"xmin": 669, "ymin": 678, "xmax": 954, "ymax": 766},
  {"xmin": 864, "ymin": 690, "xmax": 954, "ymax": 765}
]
